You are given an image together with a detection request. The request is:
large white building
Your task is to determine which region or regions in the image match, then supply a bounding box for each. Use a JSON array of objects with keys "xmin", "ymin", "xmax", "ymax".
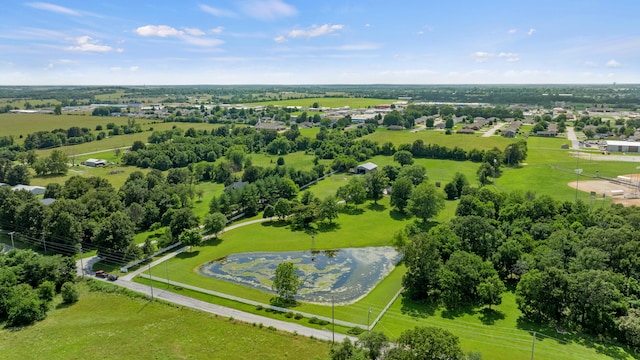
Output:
[{"xmin": 603, "ymin": 140, "xmax": 640, "ymax": 153}]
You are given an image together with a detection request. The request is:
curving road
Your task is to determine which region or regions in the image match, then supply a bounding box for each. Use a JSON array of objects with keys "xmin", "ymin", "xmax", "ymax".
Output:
[{"xmin": 77, "ymin": 217, "xmax": 356, "ymax": 343}]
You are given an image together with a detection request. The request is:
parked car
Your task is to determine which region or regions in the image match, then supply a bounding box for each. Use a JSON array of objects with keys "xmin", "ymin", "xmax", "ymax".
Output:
[{"xmin": 95, "ymin": 270, "xmax": 108, "ymax": 278}]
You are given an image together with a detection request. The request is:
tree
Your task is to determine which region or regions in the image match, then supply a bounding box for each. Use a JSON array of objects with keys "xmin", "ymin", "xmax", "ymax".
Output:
[
  {"xmin": 618, "ymin": 308, "xmax": 640, "ymax": 349},
  {"xmin": 398, "ymin": 164, "xmax": 426, "ymax": 186},
  {"xmin": 365, "ymin": 170, "xmax": 389, "ymax": 204},
  {"xmin": 330, "ymin": 338, "xmax": 367, "ymax": 360},
  {"xmin": 53, "ymin": 104, "xmax": 62, "ymax": 115},
  {"xmin": 48, "ymin": 150, "xmax": 69, "ymax": 175},
  {"xmin": 444, "ymin": 172, "xmax": 468, "ymax": 200},
  {"xmin": 393, "ymin": 150, "xmax": 414, "ymax": 166},
  {"xmin": 318, "ymin": 195, "xmax": 339, "ymax": 224},
  {"xmin": 386, "ymin": 326, "xmax": 465, "ymax": 360},
  {"xmin": 438, "ymin": 251, "xmax": 497, "ymax": 308},
  {"xmin": 178, "ymin": 228, "xmax": 203, "ymax": 249},
  {"xmin": 94, "ymin": 211, "xmax": 136, "ymax": 261},
  {"xmin": 390, "ymin": 177, "xmax": 413, "ymax": 212},
  {"xmin": 477, "ymin": 162, "xmax": 493, "ymax": 184},
  {"xmin": 5, "ymin": 164, "xmax": 30, "ymax": 186},
  {"xmin": 476, "ymin": 274, "xmax": 506, "ymax": 310},
  {"xmin": 407, "ymin": 182, "xmax": 445, "ymax": 222},
  {"xmin": 60, "ymin": 282, "xmax": 79, "ymax": 304},
  {"xmin": 272, "ymin": 262, "xmax": 301, "ymax": 304},
  {"xmin": 273, "ymin": 198, "xmax": 292, "ymax": 220},
  {"xmin": 204, "ymin": 212, "xmax": 226, "ymax": 236},
  {"xmin": 402, "ymin": 233, "xmax": 442, "ymax": 300},
  {"xmin": 169, "ymin": 208, "xmax": 199, "ymax": 239},
  {"xmin": 337, "ymin": 176, "xmax": 366, "ymax": 209},
  {"xmin": 357, "ymin": 331, "xmax": 389, "ymax": 360}
]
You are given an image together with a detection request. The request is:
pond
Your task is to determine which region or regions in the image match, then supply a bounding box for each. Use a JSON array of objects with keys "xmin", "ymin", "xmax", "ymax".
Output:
[{"xmin": 198, "ymin": 246, "xmax": 401, "ymax": 305}]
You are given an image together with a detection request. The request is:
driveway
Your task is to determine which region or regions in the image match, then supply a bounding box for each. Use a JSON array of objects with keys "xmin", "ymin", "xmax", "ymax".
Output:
[
  {"xmin": 482, "ymin": 122, "xmax": 505, "ymax": 137},
  {"xmin": 567, "ymin": 127, "xmax": 580, "ymax": 150}
]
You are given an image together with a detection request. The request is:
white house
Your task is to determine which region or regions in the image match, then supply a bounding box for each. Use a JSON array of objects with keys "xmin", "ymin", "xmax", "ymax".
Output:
[
  {"xmin": 85, "ymin": 158, "xmax": 107, "ymax": 167},
  {"xmin": 12, "ymin": 185, "xmax": 46, "ymax": 195}
]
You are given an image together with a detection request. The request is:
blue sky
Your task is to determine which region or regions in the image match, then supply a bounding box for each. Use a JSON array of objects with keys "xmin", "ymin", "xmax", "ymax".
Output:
[{"xmin": 1, "ymin": 0, "xmax": 639, "ymax": 85}]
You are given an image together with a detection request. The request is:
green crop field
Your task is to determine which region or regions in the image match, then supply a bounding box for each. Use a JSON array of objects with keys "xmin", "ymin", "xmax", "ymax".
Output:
[
  {"xmin": 245, "ymin": 97, "xmax": 396, "ymax": 109},
  {"xmin": 0, "ymin": 281, "xmax": 331, "ymax": 360}
]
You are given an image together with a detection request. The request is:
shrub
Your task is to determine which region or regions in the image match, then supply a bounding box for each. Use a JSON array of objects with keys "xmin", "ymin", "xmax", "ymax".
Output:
[
  {"xmin": 294, "ymin": 313, "xmax": 303, "ymax": 320},
  {"xmin": 61, "ymin": 282, "xmax": 79, "ymax": 304},
  {"xmin": 285, "ymin": 312, "xmax": 294, "ymax": 318},
  {"xmin": 256, "ymin": 305, "xmax": 264, "ymax": 311},
  {"xmin": 347, "ymin": 327, "xmax": 365, "ymax": 335}
]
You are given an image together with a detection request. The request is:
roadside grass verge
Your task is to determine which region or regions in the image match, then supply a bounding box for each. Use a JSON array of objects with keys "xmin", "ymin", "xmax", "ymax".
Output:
[{"xmin": 0, "ymin": 281, "xmax": 331, "ymax": 360}]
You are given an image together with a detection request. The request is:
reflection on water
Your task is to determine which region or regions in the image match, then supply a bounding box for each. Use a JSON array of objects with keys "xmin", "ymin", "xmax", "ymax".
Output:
[{"xmin": 199, "ymin": 246, "xmax": 401, "ymax": 304}]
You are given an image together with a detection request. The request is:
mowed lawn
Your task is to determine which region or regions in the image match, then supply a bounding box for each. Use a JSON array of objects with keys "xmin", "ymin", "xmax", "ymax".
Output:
[
  {"xmin": 498, "ymin": 137, "xmax": 640, "ymax": 201},
  {"xmin": 376, "ymin": 292, "xmax": 632, "ymax": 360},
  {"xmin": 147, "ymin": 197, "xmax": 412, "ymax": 324},
  {"xmin": 362, "ymin": 128, "xmax": 518, "ymax": 151},
  {"xmin": 0, "ymin": 282, "xmax": 331, "ymax": 360}
]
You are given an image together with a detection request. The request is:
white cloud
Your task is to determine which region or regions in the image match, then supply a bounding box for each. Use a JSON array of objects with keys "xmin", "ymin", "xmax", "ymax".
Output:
[
  {"xmin": 471, "ymin": 51, "xmax": 494, "ymax": 62},
  {"xmin": 183, "ymin": 36, "xmax": 224, "ymax": 47},
  {"xmin": 508, "ymin": 29, "xmax": 517, "ymax": 34},
  {"xmin": 184, "ymin": 28, "xmax": 205, "ymax": 36},
  {"xmin": 129, "ymin": 66, "xmax": 139, "ymax": 72},
  {"xmin": 365, "ymin": 23, "xmax": 370, "ymax": 28},
  {"xmin": 209, "ymin": 26, "xmax": 224, "ymax": 34},
  {"xmin": 135, "ymin": 25, "xmax": 184, "ymax": 37},
  {"xmin": 273, "ymin": 35, "xmax": 287, "ymax": 43},
  {"xmin": 240, "ymin": 0, "xmax": 296, "ymax": 20},
  {"xmin": 288, "ymin": 24, "xmax": 344, "ymax": 38},
  {"xmin": 65, "ymin": 36, "xmax": 119, "ymax": 52},
  {"xmin": 26, "ymin": 2, "xmax": 80, "ymax": 16},
  {"xmin": 471, "ymin": 51, "xmax": 519, "ymax": 63},
  {"xmin": 110, "ymin": 67, "xmax": 122, "ymax": 72},
  {"xmin": 606, "ymin": 59, "xmax": 622, "ymax": 68},
  {"xmin": 527, "ymin": 28, "xmax": 536, "ymax": 36},
  {"xmin": 134, "ymin": 25, "xmax": 223, "ymax": 47},
  {"xmin": 199, "ymin": 4, "xmax": 236, "ymax": 17}
]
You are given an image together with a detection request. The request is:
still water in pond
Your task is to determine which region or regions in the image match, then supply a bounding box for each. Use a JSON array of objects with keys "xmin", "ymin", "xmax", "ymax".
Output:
[{"xmin": 199, "ymin": 246, "xmax": 401, "ymax": 304}]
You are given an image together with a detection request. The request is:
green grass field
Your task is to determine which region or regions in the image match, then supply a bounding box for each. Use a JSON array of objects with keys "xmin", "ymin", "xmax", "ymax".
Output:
[
  {"xmin": 0, "ymin": 114, "xmax": 139, "ymax": 143},
  {"xmin": 0, "ymin": 281, "xmax": 331, "ymax": 360},
  {"xmin": 363, "ymin": 128, "xmax": 518, "ymax": 151},
  {"xmin": 244, "ymin": 97, "xmax": 396, "ymax": 108},
  {"xmin": 144, "ymin": 197, "xmax": 412, "ymax": 323}
]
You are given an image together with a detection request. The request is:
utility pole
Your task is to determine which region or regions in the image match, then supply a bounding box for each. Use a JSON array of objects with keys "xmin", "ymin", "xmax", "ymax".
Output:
[
  {"xmin": 367, "ymin": 307, "xmax": 371, "ymax": 331},
  {"xmin": 331, "ymin": 296, "xmax": 335, "ymax": 345},
  {"xmin": 149, "ymin": 262, "xmax": 154, "ymax": 300},
  {"xmin": 41, "ymin": 231, "xmax": 47, "ymax": 254},
  {"xmin": 531, "ymin": 331, "xmax": 536, "ymax": 360},
  {"xmin": 79, "ymin": 245, "xmax": 84, "ymax": 277},
  {"xmin": 165, "ymin": 260, "xmax": 169, "ymax": 289},
  {"xmin": 8, "ymin": 231, "xmax": 15, "ymax": 248}
]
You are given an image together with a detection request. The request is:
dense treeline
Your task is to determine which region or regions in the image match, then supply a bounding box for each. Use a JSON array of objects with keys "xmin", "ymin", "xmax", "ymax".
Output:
[
  {"xmin": 0, "ymin": 250, "xmax": 77, "ymax": 327},
  {"xmin": 0, "ymin": 168, "xmax": 199, "ymax": 263},
  {"xmin": 401, "ymin": 187, "xmax": 640, "ymax": 349}
]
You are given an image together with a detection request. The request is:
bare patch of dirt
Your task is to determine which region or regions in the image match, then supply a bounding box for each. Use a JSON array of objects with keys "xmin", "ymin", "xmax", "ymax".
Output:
[{"xmin": 568, "ymin": 174, "xmax": 640, "ymax": 206}]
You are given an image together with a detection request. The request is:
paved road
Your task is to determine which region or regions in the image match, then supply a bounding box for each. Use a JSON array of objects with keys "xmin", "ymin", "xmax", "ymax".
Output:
[
  {"xmin": 482, "ymin": 122, "xmax": 505, "ymax": 137},
  {"xmin": 410, "ymin": 125, "xmax": 426, "ymax": 133},
  {"xmin": 76, "ymin": 217, "xmax": 356, "ymax": 342},
  {"xmin": 567, "ymin": 127, "xmax": 580, "ymax": 150}
]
